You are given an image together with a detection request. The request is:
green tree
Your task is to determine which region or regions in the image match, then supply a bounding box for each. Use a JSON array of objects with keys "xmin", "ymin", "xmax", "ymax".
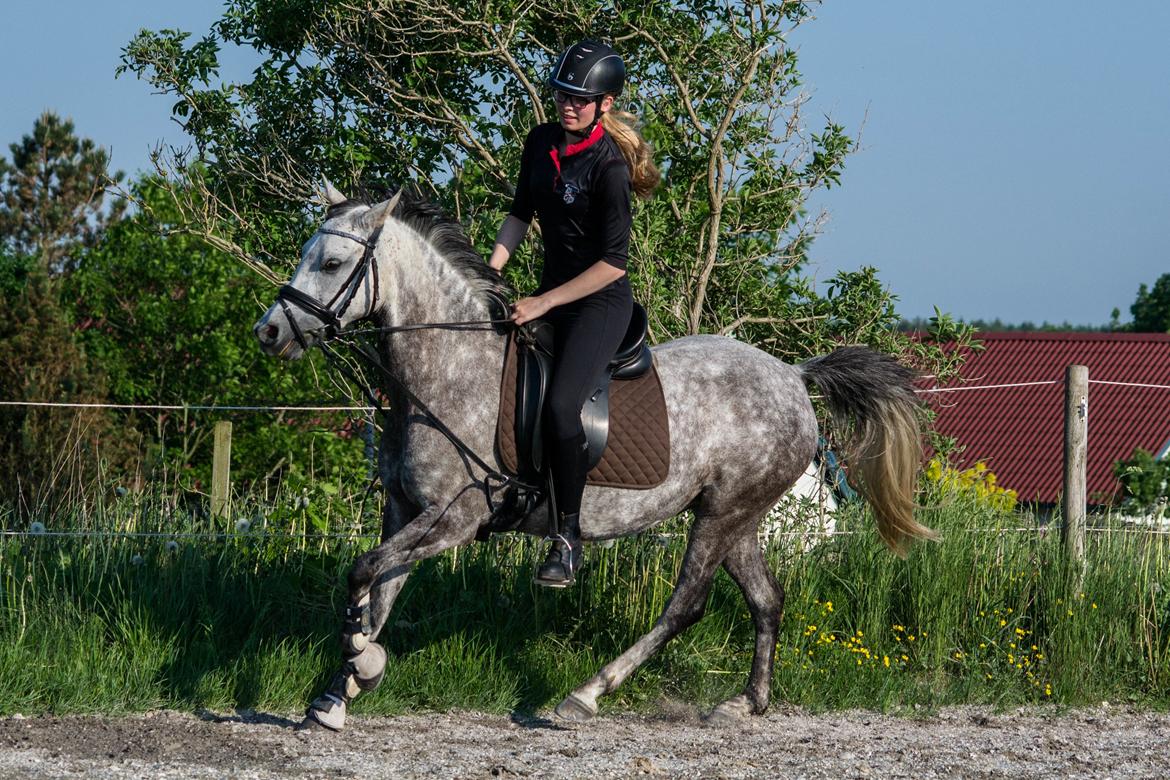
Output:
[
  {"xmin": 67, "ymin": 174, "xmax": 367, "ymax": 494},
  {"xmin": 1129, "ymin": 273, "xmax": 1170, "ymax": 333},
  {"xmin": 0, "ymin": 112, "xmax": 126, "ymax": 275},
  {"xmin": 119, "ymin": 1, "xmax": 973, "ymax": 369},
  {"xmin": 0, "ymin": 114, "xmax": 131, "ymax": 514},
  {"xmin": 0, "ymin": 250, "xmax": 132, "ymax": 516}
]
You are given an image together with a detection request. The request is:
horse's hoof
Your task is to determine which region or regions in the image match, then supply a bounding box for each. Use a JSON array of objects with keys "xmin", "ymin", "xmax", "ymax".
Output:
[
  {"xmin": 704, "ymin": 695, "xmax": 752, "ymax": 727},
  {"xmin": 554, "ymin": 694, "xmax": 597, "ymax": 722},
  {"xmin": 297, "ymin": 715, "xmax": 339, "ymax": 734},
  {"xmin": 296, "ymin": 713, "xmax": 336, "ymax": 732},
  {"xmin": 302, "ymin": 695, "xmax": 347, "ymax": 731}
]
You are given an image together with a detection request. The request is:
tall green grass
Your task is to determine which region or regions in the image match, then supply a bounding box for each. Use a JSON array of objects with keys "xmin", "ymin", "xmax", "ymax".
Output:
[{"xmin": 2, "ymin": 487, "xmax": 1168, "ymax": 716}]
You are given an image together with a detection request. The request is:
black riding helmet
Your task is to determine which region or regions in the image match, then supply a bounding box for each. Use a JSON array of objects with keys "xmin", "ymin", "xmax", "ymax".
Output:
[{"xmin": 547, "ymin": 40, "xmax": 625, "ymax": 98}]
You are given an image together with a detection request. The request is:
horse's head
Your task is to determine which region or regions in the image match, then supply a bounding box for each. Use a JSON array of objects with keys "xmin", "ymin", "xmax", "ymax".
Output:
[{"xmin": 254, "ymin": 181, "xmax": 400, "ymax": 359}]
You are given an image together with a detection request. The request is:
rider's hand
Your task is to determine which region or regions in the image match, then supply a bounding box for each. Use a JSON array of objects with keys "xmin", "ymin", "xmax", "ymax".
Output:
[{"xmin": 511, "ymin": 295, "xmax": 553, "ymax": 325}]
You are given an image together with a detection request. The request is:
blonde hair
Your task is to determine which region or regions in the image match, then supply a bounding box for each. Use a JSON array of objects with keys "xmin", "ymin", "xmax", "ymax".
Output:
[{"xmin": 600, "ymin": 108, "xmax": 660, "ymax": 200}]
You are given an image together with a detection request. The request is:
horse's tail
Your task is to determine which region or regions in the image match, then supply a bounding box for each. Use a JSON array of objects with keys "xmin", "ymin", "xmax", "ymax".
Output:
[{"xmin": 799, "ymin": 346, "xmax": 938, "ymax": 556}]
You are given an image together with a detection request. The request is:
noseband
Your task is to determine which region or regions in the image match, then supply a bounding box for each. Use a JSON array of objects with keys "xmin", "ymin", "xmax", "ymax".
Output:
[{"xmin": 276, "ymin": 226, "xmax": 382, "ymax": 350}]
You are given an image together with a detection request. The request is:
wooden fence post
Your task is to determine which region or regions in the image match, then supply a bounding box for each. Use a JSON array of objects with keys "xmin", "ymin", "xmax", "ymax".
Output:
[
  {"xmin": 212, "ymin": 420, "xmax": 233, "ymax": 519},
  {"xmin": 1062, "ymin": 365, "xmax": 1088, "ymax": 571}
]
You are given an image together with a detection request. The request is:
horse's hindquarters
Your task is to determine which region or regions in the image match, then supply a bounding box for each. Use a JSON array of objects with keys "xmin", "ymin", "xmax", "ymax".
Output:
[{"xmin": 582, "ymin": 335, "xmax": 819, "ymax": 539}]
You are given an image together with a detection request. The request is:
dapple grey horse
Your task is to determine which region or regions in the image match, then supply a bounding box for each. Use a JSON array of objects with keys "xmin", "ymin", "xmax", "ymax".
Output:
[{"xmin": 253, "ymin": 183, "xmax": 936, "ymax": 730}]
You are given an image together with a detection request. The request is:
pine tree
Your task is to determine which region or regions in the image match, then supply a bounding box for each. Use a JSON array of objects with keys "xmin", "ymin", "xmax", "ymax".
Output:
[{"xmin": 0, "ymin": 111, "xmax": 125, "ymax": 274}]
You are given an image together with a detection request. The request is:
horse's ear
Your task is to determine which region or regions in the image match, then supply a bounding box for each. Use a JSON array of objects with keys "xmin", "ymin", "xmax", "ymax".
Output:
[
  {"xmin": 385, "ymin": 188, "xmax": 403, "ymax": 217},
  {"xmin": 321, "ymin": 178, "xmax": 347, "ymax": 206},
  {"xmin": 360, "ymin": 189, "xmax": 403, "ymax": 230}
]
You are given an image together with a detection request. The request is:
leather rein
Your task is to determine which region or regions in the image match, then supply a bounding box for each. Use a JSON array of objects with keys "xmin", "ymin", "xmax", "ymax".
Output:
[{"xmin": 273, "ymin": 225, "xmax": 542, "ymax": 515}]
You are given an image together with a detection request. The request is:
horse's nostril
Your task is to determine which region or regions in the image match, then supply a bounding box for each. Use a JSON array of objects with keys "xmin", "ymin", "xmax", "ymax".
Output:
[{"xmin": 262, "ymin": 323, "xmax": 280, "ymax": 343}]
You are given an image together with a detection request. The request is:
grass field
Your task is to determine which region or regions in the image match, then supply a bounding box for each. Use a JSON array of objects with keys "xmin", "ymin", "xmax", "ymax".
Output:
[{"xmin": 2, "ymin": 485, "xmax": 1168, "ymax": 717}]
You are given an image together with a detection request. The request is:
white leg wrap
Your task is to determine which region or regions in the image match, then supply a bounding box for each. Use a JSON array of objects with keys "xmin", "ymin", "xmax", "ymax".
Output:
[
  {"xmin": 342, "ymin": 594, "xmax": 371, "ymax": 654},
  {"xmin": 344, "ymin": 631, "xmax": 368, "ymax": 654},
  {"xmin": 351, "ymin": 641, "xmax": 388, "ymax": 691}
]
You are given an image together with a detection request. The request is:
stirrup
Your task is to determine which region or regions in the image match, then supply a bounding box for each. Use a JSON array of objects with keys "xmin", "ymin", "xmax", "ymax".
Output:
[{"xmin": 534, "ymin": 534, "xmax": 582, "ymax": 588}]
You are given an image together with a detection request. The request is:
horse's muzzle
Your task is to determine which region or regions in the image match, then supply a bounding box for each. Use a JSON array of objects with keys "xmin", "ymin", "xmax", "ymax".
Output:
[{"xmin": 254, "ymin": 308, "xmax": 306, "ymax": 359}]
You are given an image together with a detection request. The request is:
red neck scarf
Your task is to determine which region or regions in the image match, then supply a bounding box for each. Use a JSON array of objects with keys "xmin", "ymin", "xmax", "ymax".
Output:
[{"xmin": 548, "ymin": 123, "xmax": 606, "ymax": 180}]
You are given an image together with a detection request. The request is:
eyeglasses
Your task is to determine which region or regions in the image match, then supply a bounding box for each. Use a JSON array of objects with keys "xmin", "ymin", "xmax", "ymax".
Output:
[{"xmin": 552, "ymin": 90, "xmax": 595, "ymax": 109}]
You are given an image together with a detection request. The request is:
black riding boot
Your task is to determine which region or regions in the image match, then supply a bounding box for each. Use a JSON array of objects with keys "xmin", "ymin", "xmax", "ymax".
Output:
[{"xmin": 535, "ymin": 512, "xmax": 583, "ymax": 587}]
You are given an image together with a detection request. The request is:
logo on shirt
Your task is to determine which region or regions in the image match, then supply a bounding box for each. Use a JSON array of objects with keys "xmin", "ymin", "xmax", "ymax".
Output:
[{"xmin": 562, "ymin": 183, "xmax": 579, "ymax": 204}]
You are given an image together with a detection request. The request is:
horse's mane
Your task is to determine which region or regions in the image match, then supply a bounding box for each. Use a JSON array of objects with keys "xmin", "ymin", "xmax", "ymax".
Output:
[{"xmin": 326, "ymin": 186, "xmax": 512, "ymax": 303}]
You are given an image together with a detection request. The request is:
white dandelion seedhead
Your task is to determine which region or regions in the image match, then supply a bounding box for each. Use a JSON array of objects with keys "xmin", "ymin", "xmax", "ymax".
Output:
[
  {"xmin": 235, "ymin": 518, "xmax": 252, "ymax": 533},
  {"xmin": 114, "ymin": 486, "xmax": 128, "ymax": 498},
  {"xmin": 165, "ymin": 540, "xmax": 180, "ymax": 553},
  {"xmin": 130, "ymin": 554, "xmax": 145, "ymax": 567},
  {"xmin": 29, "ymin": 522, "xmax": 46, "ymax": 535}
]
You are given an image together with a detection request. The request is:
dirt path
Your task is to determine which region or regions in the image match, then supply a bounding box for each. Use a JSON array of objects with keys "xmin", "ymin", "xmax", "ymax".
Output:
[{"xmin": 1, "ymin": 705, "xmax": 1167, "ymax": 779}]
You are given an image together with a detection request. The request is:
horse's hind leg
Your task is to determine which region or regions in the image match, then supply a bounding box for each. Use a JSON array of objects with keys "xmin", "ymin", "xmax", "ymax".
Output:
[
  {"xmin": 554, "ymin": 523, "xmax": 729, "ymax": 722},
  {"xmin": 707, "ymin": 533, "xmax": 785, "ymax": 724}
]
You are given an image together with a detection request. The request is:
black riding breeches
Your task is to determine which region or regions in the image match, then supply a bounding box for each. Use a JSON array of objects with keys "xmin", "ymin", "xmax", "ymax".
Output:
[{"xmin": 542, "ymin": 277, "xmax": 633, "ymax": 518}]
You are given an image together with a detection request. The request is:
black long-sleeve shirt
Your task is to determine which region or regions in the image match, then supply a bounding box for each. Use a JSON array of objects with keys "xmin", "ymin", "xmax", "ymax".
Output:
[{"xmin": 508, "ymin": 122, "xmax": 632, "ymax": 292}]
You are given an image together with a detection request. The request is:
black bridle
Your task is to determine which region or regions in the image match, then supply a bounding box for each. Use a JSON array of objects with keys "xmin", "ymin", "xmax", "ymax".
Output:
[
  {"xmin": 273, "ymin": 222, "xmax": 541, "ymax": 518},
  {"xmin": 276, "ymin": 226, "xmax": 383, "ymax": 351}
]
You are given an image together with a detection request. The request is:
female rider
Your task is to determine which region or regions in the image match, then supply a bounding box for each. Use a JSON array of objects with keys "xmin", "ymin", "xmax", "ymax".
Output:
[{"xmin": 488, "ymin": 40, "xmax": 659, "ymax": 587}]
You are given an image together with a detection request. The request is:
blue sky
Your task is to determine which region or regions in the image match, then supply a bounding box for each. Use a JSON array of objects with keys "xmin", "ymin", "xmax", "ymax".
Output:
[{"xmin": 2, "ymin": 1, "xmax": 1166, "ymax": 326}]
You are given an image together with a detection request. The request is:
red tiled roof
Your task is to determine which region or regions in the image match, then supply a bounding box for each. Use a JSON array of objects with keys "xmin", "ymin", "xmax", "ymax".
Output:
[{"xmin": 923, "ymin": 332, "xmax": 1170, "ymax": 505}]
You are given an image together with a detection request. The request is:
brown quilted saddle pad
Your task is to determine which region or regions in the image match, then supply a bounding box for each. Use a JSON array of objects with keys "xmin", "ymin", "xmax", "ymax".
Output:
[{"xmin": 496, "ymin": 333, "xmax": 671, "ymax": 489}]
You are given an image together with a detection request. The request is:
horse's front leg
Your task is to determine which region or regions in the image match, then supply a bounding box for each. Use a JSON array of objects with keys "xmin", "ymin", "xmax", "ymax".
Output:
[{"xmin": 303, "ymin": 485, "xmax": 482, "ymax": 731}]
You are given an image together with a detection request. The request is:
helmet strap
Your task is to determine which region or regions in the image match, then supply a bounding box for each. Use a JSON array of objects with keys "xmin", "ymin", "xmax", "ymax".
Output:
[{"xmin": 585, "ymin": 96, "xmax": 607, "ymax": 134}]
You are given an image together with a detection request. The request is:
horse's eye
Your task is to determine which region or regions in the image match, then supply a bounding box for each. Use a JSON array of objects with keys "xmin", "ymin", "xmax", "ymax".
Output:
[{"xmin": 322, "ymin": 257, "xmax": 343, "ymax": 272}]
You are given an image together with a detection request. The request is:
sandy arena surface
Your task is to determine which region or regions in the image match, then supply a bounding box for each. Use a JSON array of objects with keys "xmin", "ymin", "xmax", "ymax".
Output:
[{"xmin": 1, "ymin": 705, "xmax": 1168, "ymax": 779}]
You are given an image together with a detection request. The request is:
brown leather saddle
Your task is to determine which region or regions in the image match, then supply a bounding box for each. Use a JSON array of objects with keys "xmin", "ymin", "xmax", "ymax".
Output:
[{"xmin": 484, "ymin": 301, "xmax": 670, "ymax": 537}]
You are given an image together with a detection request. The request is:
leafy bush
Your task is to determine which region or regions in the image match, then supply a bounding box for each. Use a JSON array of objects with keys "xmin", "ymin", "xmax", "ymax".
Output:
[{"xmin": 1113, "ymin": 447, "xmax": 1170, "ymax": 517}]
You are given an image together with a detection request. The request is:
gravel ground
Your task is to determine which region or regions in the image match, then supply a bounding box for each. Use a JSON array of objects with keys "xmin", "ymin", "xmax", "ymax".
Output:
[{"xmin": 1, "ymin": 705, "xmax": 1168, "ymax": 779}]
